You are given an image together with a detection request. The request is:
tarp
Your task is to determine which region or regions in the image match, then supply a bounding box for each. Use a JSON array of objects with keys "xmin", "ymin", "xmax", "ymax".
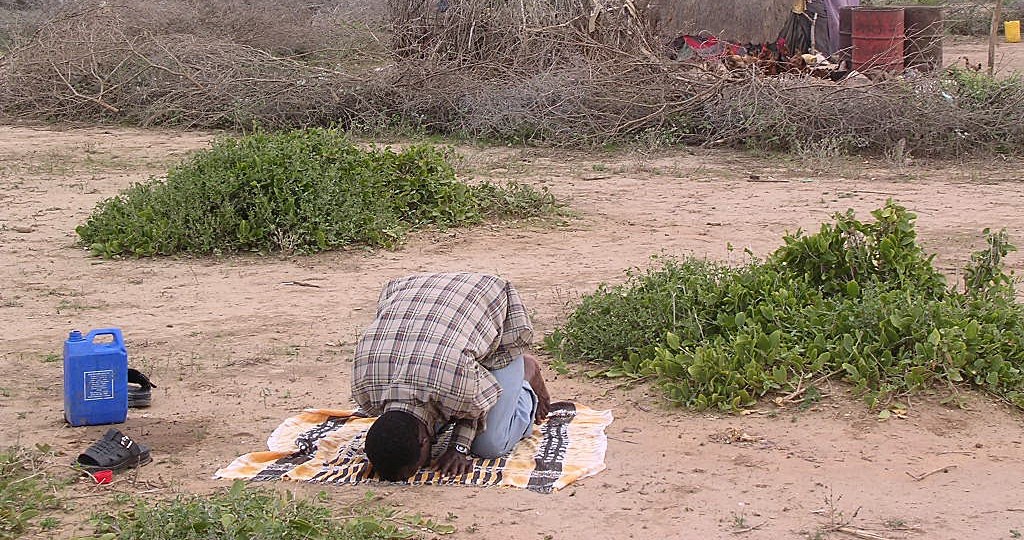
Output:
[
  {"xmin": 779, "ymin": 0, "xmax": 859, "ymax": 56},
  {"xmin": 823, "ymin": 0, "xmax": 860, "ymax": 55}
]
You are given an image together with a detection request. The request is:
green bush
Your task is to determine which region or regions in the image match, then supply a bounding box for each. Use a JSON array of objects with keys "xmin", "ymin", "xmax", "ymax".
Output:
[
  {"xmin": 944, "ymin": 67, "xmax": 1024, "ymax": 110},
  {"xmin": 76, "ymin": 128, "xmax": 561, "ymax": 257},
  {"xmin": 549, "ymin": 201, "xmax": 1024, "ymax": 411},
  {"xmin": 1, "ymin": 446, "xmax": 66, "ymax": 540},
  {"xmin": 88, "ymin": 481, "xmax": 432, "ymax": 540}
]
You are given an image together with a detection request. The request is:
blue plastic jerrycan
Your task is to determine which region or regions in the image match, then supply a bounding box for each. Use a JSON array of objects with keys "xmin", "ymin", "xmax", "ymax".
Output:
[{"xmin": 63, "ymin": 328, "xmax": 129, "ymax": 427}]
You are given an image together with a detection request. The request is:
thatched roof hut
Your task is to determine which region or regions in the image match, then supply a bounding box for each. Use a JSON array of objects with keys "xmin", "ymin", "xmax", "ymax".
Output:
[{"xmin": 646, "ymin": 0, "xmax": 794, "ymax": 43}]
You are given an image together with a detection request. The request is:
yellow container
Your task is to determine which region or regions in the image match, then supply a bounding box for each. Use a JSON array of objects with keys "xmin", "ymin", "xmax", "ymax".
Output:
[{"xmin": 1007, "ymin": 20, "xmax": 1021, "ymax": 43}]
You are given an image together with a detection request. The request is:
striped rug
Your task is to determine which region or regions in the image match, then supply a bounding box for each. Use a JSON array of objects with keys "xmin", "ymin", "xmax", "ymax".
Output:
[{"xmin": 215, "ymin": 402, "xmax": 612, "ymax": 493}]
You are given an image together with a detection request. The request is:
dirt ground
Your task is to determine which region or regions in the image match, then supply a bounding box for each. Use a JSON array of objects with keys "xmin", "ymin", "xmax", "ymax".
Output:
[
  {"xmin": 3, "ymin": 41, "xmax": 1024, "ymax": 540},
  {"xmin": 945, "ymin": 35, "xmax": 1024, "ymax": 74},
  {"xmin": 3, "ymin": 124, "xmax": 1024, "ymax": 540}
]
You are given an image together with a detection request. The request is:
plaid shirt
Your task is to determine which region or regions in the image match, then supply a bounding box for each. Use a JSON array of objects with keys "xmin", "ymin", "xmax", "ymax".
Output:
[{"xmin": 352, "ymin": 273, "xmax": 533, "ymax": 450}]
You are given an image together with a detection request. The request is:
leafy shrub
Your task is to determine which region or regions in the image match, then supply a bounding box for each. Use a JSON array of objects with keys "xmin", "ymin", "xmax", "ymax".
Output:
[
  {"xmin": 1, "ymin": 446, "xmax": 67, "ymax": 540},
  {"xmin": 76, "ymin": 128, "xmax": 561, "ymax": 257},
  {"xmin": 89, "ymin": 481, "xmax": 429, "ymax": 540},
  {"xmin": 944, "ymin": 67, "xmax": 1024, "ymax": 109},
  {"xmin": 772, "ymin": 204, "xmax": 947, "ymax": 298},
  {"xmin": 549, "ymin": 201, "xmax": 1024, "ymax": 411}
]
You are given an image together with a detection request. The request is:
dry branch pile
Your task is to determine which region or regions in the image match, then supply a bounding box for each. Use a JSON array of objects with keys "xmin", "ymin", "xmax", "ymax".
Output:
[
  {"xmin": 375, "ymin": 60, "xmax": 715, "ymax": 144},
  {"xmin": 0, "ymin": 1, "xmax": 384, "ymax": 128},
  {"xmin": 374, "ymin": 0, "xmax": 707, "ymax": 144},
  {"xmin": 388, "ymin": 0, "xmax": 659, "ymax": 69},
  {"xmin": 646, "ymin": 0, "xmax": 791, "ymax": 44},
  {"xmin": 701, "ymin": 73, "xmax": 1024, "ymax": 155},
  {"xmin": 1, "ymin": 0, "xmax": 1023, "ymax": 157}
]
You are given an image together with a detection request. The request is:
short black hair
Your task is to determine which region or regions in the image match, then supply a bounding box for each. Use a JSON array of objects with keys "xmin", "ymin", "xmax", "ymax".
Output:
[{"xmin": 364, "ymin": 410, "xmax": 424, "ymax": 481}]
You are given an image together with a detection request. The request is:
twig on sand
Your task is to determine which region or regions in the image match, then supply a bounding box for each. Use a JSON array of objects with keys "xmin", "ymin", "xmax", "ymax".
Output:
[
  {"xmin": 746, "ymin": 175, "xmax": 789, "ymax": 183},
  {"xmin": 282, "ymin": 281, "xmax": 322, "ymax": 288},
  {"xmin": 606, "ymin": 435, "xmax": 638, "ymax": 445},
  {"xmin": 833, "ymin": 525, "xmax": 894, "ymax": 540},
  {"xmin": 627, "ymin": 399, "xmax": 651, "ymax": 412},
  {"xmin": 731, "ymin": 519, "xmax": 769, "ymax": 534},
  {"xmin": 905, "ymin": 464, "xmax": 957, "ymax": 481}
]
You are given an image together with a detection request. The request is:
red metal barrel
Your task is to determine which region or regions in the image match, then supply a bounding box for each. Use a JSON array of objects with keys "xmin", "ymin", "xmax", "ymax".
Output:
[
  {"xmin": 839, "ymin": 6, "xmax": 854, "ymax": 66},
  {"xmin": 904, "ymin": 6, "xmax": 943, "ymax": 71},
  {"xmin": 852, "ymin": 7, "xmax": 905, "ymax": 72}
]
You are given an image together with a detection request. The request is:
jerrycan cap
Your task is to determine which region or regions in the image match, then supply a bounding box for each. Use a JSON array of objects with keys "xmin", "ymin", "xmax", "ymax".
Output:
[{"xmin": 68, "ymin": 330, "xmax": 85, "ymax": 341}]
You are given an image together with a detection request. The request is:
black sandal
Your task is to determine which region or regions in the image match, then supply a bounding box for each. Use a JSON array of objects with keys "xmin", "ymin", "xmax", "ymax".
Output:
[
  {"xmin": 75, "ymin": 428, "xmax": 152, "ymax": 472},
  {"xmin": 128, "ymin": 369, "xmax": 155, "ymax": 408}
]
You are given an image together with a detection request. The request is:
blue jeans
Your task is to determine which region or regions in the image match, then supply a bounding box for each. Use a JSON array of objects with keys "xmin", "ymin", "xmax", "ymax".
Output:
[{"xmin": 471, "ymin": 355, "xmax": 538, "ymax": 458}]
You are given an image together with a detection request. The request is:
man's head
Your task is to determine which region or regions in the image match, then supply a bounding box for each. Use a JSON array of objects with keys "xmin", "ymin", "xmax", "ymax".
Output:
[{"xmin": 364, "ymin": 410, "xmax": 431, "ymax": 481}]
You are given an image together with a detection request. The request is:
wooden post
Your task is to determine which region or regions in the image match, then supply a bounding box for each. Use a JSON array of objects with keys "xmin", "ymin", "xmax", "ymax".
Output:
[{"xmin": 989, "ymin": 0, "xmax": 1004, "ymax": 75}]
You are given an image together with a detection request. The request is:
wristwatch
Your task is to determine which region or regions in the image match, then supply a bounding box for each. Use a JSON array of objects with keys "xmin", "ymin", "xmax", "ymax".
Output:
[{"xmin": 453, "ymin": 443, "xmax": 470, "ymax": 456}]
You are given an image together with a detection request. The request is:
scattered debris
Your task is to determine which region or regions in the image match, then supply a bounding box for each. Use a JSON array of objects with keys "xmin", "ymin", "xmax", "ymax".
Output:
[
  {"xmin": 832, "ymin": 525, "xmax": 895, "ymax": 540},
  {"xmin": 282, "ymin": 281, "xmax": 321, "ymax": 288},
  {"xmin": 747, "ymin": 175, "xmax": 788, "ymax": 183},
  {"xmin": 709, "ymin": 427, "xmax": 773, "ymax": 449},
  {"xmin": 731, "ymin": 519, "xmax": 769, "ymax": 535},
  {"xmin": 905, "ymin": 464, "xmax": 957, "ymax": 481}
]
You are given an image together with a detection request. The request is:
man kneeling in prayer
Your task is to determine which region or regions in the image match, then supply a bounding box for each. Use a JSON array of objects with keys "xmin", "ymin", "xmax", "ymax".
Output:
[{"xmin": 351, "ymin": 272, "xmax": 551, "ymax": 481}]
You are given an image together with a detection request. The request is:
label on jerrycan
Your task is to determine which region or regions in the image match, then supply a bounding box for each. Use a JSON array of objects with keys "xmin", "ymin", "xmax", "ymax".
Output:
[{"xmin": 84, "ymin": 370, "xmax": 115, "ymax": 400}]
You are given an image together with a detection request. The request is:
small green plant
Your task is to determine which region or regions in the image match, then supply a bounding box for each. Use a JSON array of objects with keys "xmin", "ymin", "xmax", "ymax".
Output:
[
  {"xmin": 0, "ymin": 446, "xmax": 68, "ymax": 540},
  {"xmin": 89, "ymin": 481, "xmax": 433, "ymax": 540},
  {"xmin": 550, "ymin": 201, "xmax": 1024, "ymax": 412},
  {"xmin": 964, "ymin": 228, "xmax": 1016, "ymax": 296},
  {"xmin": 77, "ymin": 128, "xmax": 563, "ymax": 257},
  {"xmin": 473, "ymin": 181, "xmax": 563, "ymax": 219},
  {"xmin": 943, "ymin": 68, "xmax": 1024, "ymax": 108}
]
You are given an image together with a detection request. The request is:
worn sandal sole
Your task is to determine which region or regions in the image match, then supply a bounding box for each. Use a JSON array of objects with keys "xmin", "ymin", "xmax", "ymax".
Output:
[
  {"xmin": 75, "ymin": 428, "xmax": 152, "ymax": 473},
  {"xmin": 128, "ymin": 389, "xmax": 151, "ymax": 408},
  {"xmin": 79, "ymin": 452, "xmax": 152, "ymax": 473},
  {"xmin": 128, "ymin": 369, "xmax": 155, "ymax": 408}
]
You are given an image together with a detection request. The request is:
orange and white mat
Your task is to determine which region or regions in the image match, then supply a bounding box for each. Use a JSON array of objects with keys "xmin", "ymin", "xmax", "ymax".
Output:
[{"xmin": 215, "ymin": 402, "xmax": 612, "ymax": 493}]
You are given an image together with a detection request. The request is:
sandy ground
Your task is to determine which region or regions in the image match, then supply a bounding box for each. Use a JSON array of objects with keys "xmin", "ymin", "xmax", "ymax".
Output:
[
  {"xmin": 3, "ymin": 124, "xmax": 1024, "ymax": 540},
  {"xmin": 3, "ymin": 41, "xmax": 1024, "ymax": 540},
  {"xmin": 945, "ymin": 35, "xmax": 1024, "ymax": 74}
]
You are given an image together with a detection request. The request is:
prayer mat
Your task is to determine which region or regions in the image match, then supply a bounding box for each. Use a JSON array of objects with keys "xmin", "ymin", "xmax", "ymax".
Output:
[{"xmin": 215, "ymin": 401, "xmax": 612, "ymax": 493}]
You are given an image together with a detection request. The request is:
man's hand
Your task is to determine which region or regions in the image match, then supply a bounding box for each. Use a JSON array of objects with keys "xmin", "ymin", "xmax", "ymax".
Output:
[
  {"xmin": 435, "ymin": 445, "xmax": 474, "ymax": 477},
  {"xmin": 524, "ymin": 354, "xmax": 551, "ymax": 424}
]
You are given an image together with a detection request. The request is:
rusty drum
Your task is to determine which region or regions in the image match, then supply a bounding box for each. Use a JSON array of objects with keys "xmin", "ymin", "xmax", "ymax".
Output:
[
  {"xmin": 904, "ymin": 6, "xmax": 944, "ymax": 71},
  {"xmin": 852, "ymin": 7, "xmax": 905, "ymax": 72}
]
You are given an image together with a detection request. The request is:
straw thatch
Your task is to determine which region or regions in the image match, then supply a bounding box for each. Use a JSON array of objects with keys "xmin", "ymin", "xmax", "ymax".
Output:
[{"xmin": 646, "ymin": 0, "xmax": 794, "ymax": 43}]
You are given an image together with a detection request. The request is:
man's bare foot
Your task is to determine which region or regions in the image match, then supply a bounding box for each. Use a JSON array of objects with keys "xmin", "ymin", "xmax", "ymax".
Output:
[{"xmin": 524, "ymin": 354, "xmax": 551, "ymax": 423}]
